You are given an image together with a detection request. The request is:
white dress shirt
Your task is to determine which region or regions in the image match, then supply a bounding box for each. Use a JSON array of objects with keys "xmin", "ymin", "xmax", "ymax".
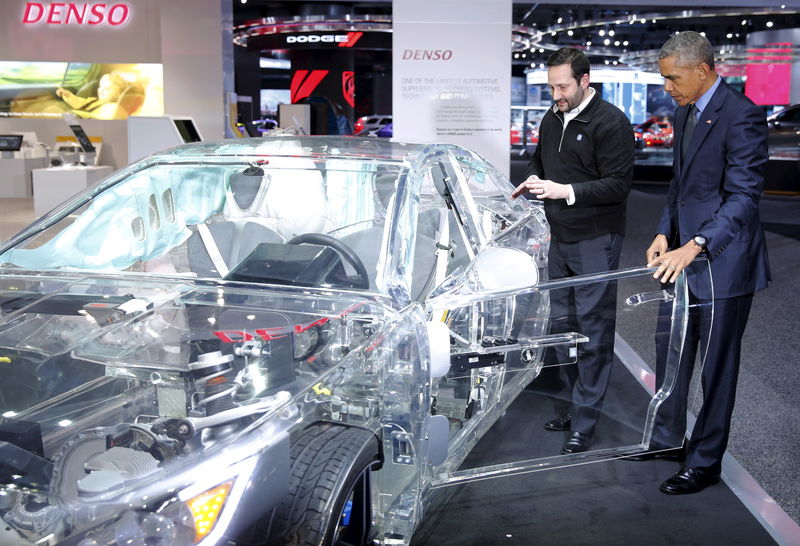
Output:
[{"xmin": 561, "ymin": 87, "xmax": 595, "ymax": 206}]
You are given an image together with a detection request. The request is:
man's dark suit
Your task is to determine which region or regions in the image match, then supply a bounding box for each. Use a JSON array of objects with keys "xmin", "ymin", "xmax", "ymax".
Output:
[{"xmin": 652, "ymin": 78, "xmax": 770, "ymax": 475}]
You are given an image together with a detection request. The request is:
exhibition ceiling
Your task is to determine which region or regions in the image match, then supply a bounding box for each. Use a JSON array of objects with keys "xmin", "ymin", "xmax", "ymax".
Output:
[{"xmin": 234, "ymin": 1, "xmax": 800, "ymax": 72}]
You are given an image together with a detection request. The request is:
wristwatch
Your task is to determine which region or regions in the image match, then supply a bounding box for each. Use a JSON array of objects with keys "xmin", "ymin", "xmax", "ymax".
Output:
[{"xmin": 691, "ymin": 235, "xmax": 707, "ymax": 250}]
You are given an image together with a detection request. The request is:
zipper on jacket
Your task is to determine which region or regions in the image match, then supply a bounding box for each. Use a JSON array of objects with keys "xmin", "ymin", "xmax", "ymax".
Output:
[{"xmin": 556, "ymin": 115, "xmax": 589, "ymax": 152}]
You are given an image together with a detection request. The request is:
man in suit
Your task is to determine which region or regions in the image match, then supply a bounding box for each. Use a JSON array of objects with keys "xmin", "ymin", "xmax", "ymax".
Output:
[
  {"xmin": 512, "ymin": 48, "xmax": 634, "ymax": 454},
  {"xmin": 640, "ymin": 31, "xmax": 770, "ymax": 494}
]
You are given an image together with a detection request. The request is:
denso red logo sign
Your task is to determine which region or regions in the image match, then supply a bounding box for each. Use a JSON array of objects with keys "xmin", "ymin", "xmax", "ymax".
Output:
[{"xmin": 22, "ymin": 2, "xmax": 131, "ymax": 26}]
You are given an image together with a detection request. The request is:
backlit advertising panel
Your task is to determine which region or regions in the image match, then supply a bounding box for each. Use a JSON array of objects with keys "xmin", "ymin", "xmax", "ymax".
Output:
[
  {"xmin": 393, "ymin": 0, "xmax": 512, "ymax": 177},
  {"xmin": 0, "ymin": 61, "xmax": 163, "ymax": 119}
]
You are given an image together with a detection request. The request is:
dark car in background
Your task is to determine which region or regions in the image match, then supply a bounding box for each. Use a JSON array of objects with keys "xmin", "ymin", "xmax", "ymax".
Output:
[{"xmin": 767, "ymin": 104, "xmax": 800, "ymax": 150}]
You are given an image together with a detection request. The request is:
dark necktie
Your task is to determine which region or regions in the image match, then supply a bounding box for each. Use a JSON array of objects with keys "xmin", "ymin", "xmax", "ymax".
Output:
[{"xmin": 681, "ymin": 104, "xmax": 697, "ymax": 161}]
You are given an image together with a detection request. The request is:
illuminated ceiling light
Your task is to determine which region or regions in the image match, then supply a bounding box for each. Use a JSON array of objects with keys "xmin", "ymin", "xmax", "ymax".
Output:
[
  {"xmin": 614, "ymin": 40, "xmax": 620, "ymax": 46},
  {"xmin": 598, "ymin": 29, "xmax": 605, "ymax": 36},
  {"xmin": 604, "ymin": 38, "xmax": 611, "ymax": 45},
  {"xmin": 735, "ymin": 33, "xmax": 740, "ymax": 37},
  {"xmin": 2, "ymin": 411, "xmax": 16, "ymax": 418},
  {"xmin": 781, "ymin": 4, "xmax": 786, "ymax": 8},
  {"xmin": 58, "ymin": 419, "xmax": 73, "ymax": 427},
  {"xmin": 613, "ymin": 61, "xmax": 618, "ymax": 65},
  {"xmin": 240, "ymin": 0, "xmax": 247, "ymax": 3},
  {"xmin": 530, "ymin": 63, "xmax": 536, "ymax": 67},
  {"xmin": 586, "ymin": 40, "xmax": 592, "ymax": 46},
  {"xmin": 741, "ymin": 19, "xmax": 747, "ymax": 25},
  {"xmin": 640, "ymin": 18, "xmax": 646, "ymax": 24},
  {"xmin": 557, "ymin": 17, "xmax": 563, "ymax": 24},
  {"xmin": 514, "ymin": 53, "xmax": 520, "ymax": 59},
  {"xmin": 609, "ymin": 29, "xmax": 615, "ymax": 36},
  {"xmin": 539, "ymin": 63, "xmax": 545, "ymax": 68},
  {"xmin": 652, "ymin": 19, "xmax": 656, "ymax": 24},
  {"xmin": 551, "ymin": 31, "xmax": 557, "ymax": 36},
  {"xmin": 539, "ymin": 48, "xmax": 545, "ymax": 53},
  {"xmin": 604, "ymin": 59, "xmax": 610, "ymax": 65},
  {"xmin": 766, "ymin": 21, "xmax": 774, "ymax": 27},
  {"xmin": 567, "ymin": 30, "xmax": 574, "ymax": 36},
  {"xmin": 623, "ymin": 40, "xmax": 629, "ymax": 46},
  {"xmin": 700, "ymin": 32, "xmax": 706, "ymax": 37}
]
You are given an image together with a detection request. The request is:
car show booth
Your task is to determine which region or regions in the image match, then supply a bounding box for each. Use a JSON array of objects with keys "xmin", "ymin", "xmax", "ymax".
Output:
[{"xmin": 0, "ymin": 0, "xmax": 798, "ymax": 545}]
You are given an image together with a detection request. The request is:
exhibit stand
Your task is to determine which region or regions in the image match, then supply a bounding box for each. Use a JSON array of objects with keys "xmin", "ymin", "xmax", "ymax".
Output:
[
  {"xmin": 0, "ymin": 154, "xmax": 48, "ymax": 198},
  {"xmin": 32, "ymin": 165, "xmax": 113, "ymax": 217},
  {"xmin": 127, "ymin": 116, "xmax": 203, "ymax": 164}
]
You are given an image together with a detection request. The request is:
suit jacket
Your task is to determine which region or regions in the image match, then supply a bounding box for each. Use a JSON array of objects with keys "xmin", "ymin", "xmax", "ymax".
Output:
[{"xmin": 656, "ymin": 78, "xmax": 771, "ymax": 299}]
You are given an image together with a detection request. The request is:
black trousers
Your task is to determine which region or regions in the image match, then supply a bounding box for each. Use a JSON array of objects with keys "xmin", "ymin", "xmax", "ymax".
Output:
[
  {"xmin": 652, "ymin": 291, "xmax": 754, "ymax": 475},
  {"xmin": 547, "ymin": 233, "xmax": 623, "ymax": 436}
]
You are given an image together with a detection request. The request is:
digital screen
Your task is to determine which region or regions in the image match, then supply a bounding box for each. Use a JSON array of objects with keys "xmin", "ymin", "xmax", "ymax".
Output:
[
  {"xmin": 0, "ymin": 61, "xmax": 164, "ymax": 120},
  {"xmin": 0, "ymin": 134, "xmax": 23, "ymax": 151},
  {"xmin": 68, "ymin": 125, "xmax": 95, "ymax": 153},
  {"xmin": 173, "ymin": 118, "xmax": 202, "ymax": 143}
]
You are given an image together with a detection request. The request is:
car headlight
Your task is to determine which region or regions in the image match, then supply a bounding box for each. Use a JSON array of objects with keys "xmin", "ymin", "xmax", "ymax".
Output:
[{"xmin": 77, "ymin": 458, "xmax": 256, "ymax": 546}]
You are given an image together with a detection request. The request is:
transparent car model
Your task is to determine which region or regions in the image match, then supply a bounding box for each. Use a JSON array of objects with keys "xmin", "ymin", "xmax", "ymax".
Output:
[{"xmin": 0, "ymin": 136, "xmax": 707, "ymax": 545}]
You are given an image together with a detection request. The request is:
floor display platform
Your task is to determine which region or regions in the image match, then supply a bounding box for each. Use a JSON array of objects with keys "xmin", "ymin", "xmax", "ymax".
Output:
[
  {"xmin": 412, "ymin": 363, "xmax": 779, "ymax": 545},
  {"xmin": 32, "ymin": 165, "xmax": 113, "ymax": 217},
  {"xmin": 0, "ymin": 156, "xmax": 48, "ymax": 198}
]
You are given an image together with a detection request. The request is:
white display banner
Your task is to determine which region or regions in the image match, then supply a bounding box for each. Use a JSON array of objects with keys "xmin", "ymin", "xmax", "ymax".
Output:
[{"xmin": 393, "ymin": 0, "xmax": 511, "ymax": 177}]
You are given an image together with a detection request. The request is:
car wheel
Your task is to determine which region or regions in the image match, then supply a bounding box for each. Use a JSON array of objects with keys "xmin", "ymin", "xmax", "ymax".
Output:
[{"xmin": 272, "ymin": 423, "xmax": 380, "ymax": 546}]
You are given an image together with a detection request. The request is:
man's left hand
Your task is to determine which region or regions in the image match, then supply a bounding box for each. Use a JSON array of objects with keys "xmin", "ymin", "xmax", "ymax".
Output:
[
  {"xmin": 529, "ymin": 178, "xmax": 570, "ymax": 200},
  {"xmin": 648, "ymin": 241, "xmax": 704, "ymax": 284}
]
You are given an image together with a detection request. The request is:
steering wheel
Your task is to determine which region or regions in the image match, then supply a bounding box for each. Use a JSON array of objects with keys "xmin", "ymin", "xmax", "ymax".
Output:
[{"xmin": 287, "ymin": 233, "xmax": 370, "ymax": 290}]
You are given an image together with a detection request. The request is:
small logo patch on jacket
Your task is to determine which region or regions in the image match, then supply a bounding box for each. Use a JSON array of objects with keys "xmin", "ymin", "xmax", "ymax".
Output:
[{"xmin": 576, "ymin": 134, "xmax": 583, "ymax": 141}]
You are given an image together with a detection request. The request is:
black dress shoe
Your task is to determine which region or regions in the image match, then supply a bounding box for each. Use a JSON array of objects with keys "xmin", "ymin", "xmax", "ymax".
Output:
[
  {"xmin": 624, "ymin": 442, "xmax": 686, "ymax": 462},
  {"xmin": 544, "ymin": 413, "xmax": 571, "ymax": 431},
  {"xmin": 659, "ymin": 467, "xmax": 720, "ymax": 495},
  {"xmin": 561, "ymin": 431, "xmax": 592, "ymax": 454}
]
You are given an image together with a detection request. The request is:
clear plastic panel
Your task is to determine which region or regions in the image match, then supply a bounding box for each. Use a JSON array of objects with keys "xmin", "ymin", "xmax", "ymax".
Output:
[{"xmin": 425, "ymin": 262, "xmax": 711, "ymax": 488}]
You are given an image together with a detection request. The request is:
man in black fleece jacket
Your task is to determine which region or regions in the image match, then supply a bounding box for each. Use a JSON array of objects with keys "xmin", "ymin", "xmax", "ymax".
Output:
[{"xmin": 512, "ymin": 48, "xmax": 634, "ymax": 454}]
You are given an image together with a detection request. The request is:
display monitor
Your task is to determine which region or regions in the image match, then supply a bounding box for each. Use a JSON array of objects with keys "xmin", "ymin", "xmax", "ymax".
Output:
[
  {"xmin": 0, "ymin": 135, "xmax": 24, "ymax": 152},
  {"xmin": 11, "ymin": 132, "xmax": 39, "ymax": 149},
  {"xmin": 68, "ymin": 125, "xmax": 96, "ymax": 153},
  {"xmin": 173, "ymin": 118, "xmax": 202, "ymax": 143}
]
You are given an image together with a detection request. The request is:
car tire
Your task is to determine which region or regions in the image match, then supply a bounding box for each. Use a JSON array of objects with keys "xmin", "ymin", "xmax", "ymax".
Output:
[{"xmin": 271, "ymin": 423, "xmax": 380, "ymax": 546}]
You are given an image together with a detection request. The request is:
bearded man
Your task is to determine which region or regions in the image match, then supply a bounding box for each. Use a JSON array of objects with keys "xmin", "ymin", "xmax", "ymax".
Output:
[{"xmin": 512, "ymin": 47, "xmax": 634, "ymax": 454}]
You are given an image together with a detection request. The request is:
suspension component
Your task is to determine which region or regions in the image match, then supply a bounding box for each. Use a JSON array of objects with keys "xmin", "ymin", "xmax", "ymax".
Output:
[{"xmin": 188, "ymin": 351, "xmax": 237, "ymax": 416}]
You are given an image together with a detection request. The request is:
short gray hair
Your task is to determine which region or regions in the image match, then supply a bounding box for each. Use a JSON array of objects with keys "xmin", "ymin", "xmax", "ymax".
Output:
[{"xmin": 659, "ymin": 31, "xmax": 715, "ymax": 70}]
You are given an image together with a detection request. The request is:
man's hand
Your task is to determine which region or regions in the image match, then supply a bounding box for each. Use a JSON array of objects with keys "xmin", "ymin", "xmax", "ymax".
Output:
[
  {"xmin": 648, "ymin": 238, "xmax": 703, "ymax": 284},
  {"xmin": 511, "ymin": 175, "xmax": 537, "ymax": 199},
  {"xmin": 645, "ymin": 234, "xmax": 668, "ymax": 265},
  {"xmin": 511, "ymin": 175, "xmax": 570, "ymax": 200}
]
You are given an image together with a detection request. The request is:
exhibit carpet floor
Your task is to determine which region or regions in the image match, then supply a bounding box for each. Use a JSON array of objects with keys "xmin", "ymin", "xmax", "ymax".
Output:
[{"xmin": 413, "ymin": 373, "xmax": 778, "ymax": 546}]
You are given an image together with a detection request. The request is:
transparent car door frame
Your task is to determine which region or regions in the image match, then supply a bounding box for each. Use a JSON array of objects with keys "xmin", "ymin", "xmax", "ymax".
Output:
[
  {"xmin": 424, "ymin": 262, "xmax": 715, "ymax": 488},
  {"xmin": 414, "ymin": 148, "xmax": 713, "ymax": 487}
]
